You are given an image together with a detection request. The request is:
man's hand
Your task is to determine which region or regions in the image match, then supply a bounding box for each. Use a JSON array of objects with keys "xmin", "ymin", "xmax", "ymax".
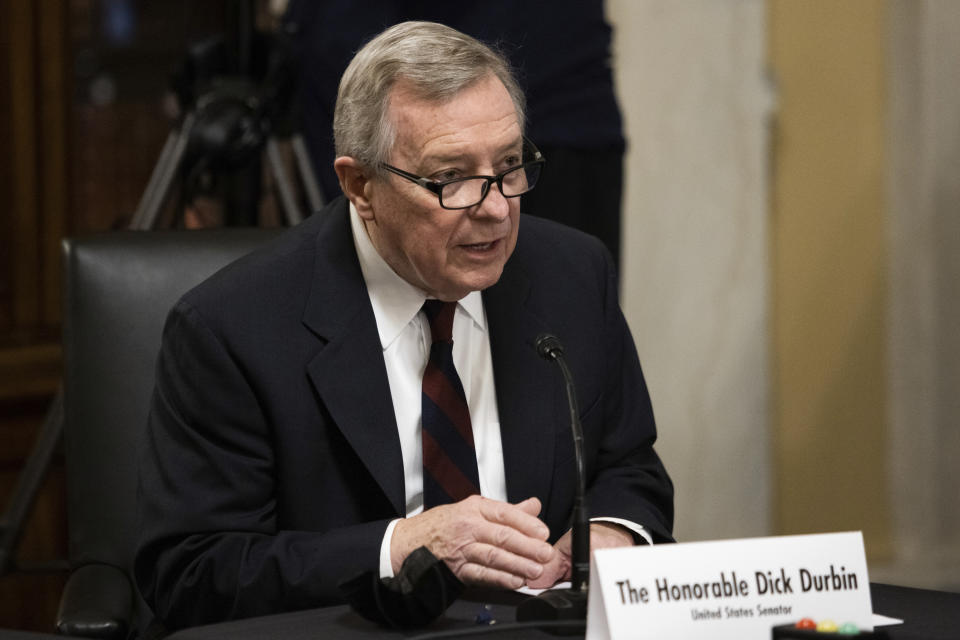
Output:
[
  {"xmin": 391, "ymin": 496, "xmax": 555, "ymax": 590},
  {"xmin": 526, "ymin": 522, "xmax": 636, "ymax": 589}
]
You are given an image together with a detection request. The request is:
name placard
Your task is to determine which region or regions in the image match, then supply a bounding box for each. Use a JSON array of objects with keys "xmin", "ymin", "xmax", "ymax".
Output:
[{"xmin": 586, "ymin": 531, "xmax": 873, "ymax": 640}]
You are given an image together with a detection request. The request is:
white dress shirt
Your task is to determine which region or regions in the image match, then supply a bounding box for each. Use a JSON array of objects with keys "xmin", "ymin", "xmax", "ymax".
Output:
[
  {"xmin": 348, "ymin": 204, "xmax": 649, "ymax": 579},
  {"xmin": 349, "ymin": 205, "xmax": 508, "ymax": 577}
]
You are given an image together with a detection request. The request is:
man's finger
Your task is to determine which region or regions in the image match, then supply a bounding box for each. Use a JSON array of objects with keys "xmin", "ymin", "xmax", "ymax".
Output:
[
  {"xmin": 526, "ymin": 554, "xmax": 568, "ymax": 589},
  {"xmin": 474, "ymin": 523, "xmax": 556, "ymax": 564},
  {"xmin": 457, "ymin": 562, "xmax": 525, "ymax": 590},
  {"xmin": 471, "ymin": 519, "xmax": 554, "ymax": 564},
  {"xmin": 462, "ymin": 541, "xmax": 546, "ymax": 581},
  {"xmin": 515, "ymin": 496, "xmax": 542, "ymax": 516},
  {"xmin": 477, "ymin": 496, "xmax": 550, "ymax": 541}
]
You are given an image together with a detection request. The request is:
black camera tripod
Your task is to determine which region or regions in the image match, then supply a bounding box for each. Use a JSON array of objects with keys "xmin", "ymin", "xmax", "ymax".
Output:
[
  {"xmin": 129, "ymin": 0, "xmax": 322, "ymax": 230},
  {"xmin": 0, "ymin": 0, "xmax": 323, "ymax": 578}
]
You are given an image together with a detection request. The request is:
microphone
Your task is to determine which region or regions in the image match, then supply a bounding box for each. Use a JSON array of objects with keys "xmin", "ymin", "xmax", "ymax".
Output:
[{"xmin": 516, "ymin": 333, "xmax": 590, "ymax": 631}]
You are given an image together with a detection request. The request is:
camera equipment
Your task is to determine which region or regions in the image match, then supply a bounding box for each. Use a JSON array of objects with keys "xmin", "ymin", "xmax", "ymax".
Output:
[
  {"xmin": 129, "ymin": 0, "xmax": 322, "ymax": 230},
  {"xmin": 2, "ymin": 0, "xmax": 323, "ymax": 580}
]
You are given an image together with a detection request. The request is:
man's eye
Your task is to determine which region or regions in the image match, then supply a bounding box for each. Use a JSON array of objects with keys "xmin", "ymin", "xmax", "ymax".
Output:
[
  {"xmin": 501, "ymin": 155, "xmax": 522, "ymax": 170},
  {"xmin": 432, "ymin": 169, "xmax": 462, "ymax": 182}
]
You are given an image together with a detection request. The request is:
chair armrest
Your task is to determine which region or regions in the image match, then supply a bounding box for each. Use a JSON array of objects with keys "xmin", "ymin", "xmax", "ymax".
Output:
[{"xmin": 56, "ymin": 563, "xmax": 133, "ymax": 639}]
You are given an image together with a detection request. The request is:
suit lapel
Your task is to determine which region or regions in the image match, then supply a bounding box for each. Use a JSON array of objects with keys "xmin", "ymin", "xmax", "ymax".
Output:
[
  {"xmin": 297, "ymin": 202, "xmax": 562, "ymax": 518},
  {"xmin": 301, "ymin": 201, "xmax": 406, "ymax": 516},
  {"xmin": 483, "ymin": 262, "xmax": 560, "ymax": 510}
]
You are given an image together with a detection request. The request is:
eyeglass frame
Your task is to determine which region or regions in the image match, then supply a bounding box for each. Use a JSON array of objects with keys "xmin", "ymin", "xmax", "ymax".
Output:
[{"xmin": 378, "ymin": 138, "xmax": 545, "ymax": 210}]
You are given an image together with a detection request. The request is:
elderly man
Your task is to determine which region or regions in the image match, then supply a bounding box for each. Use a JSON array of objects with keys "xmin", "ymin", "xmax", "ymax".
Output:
[{"xmin": 135, "ymin": 21, "xmax": 673, "ymax": 631}]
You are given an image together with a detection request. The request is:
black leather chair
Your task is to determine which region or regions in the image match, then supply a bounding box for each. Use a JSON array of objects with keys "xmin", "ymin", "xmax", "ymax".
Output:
[{"xmin": 56, "ymin": 228, "xmax": 282, "ymax": 639}]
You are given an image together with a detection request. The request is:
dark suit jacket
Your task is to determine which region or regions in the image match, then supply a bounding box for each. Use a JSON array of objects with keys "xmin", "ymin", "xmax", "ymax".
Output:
[{"xmin": 134, "ymin": 196, "xmax": 673, "ymax": 630}]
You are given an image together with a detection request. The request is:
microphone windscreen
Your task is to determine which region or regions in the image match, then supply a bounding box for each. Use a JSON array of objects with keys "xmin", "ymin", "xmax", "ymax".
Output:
[{"xmin": 535, "ymin": 334, "xmax": 564, "ymax": 361}]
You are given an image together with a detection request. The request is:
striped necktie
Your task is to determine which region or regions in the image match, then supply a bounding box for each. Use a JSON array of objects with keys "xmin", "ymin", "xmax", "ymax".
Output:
[{"xmin": 420, "ymin": 300, "xmax": 481, "ymax": 508}]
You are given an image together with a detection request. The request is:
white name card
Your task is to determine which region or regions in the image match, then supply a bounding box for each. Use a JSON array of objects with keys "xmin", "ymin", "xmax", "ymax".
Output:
[{"xmin": 586, "ymin": 531, "xmax": 873, "ymax": 640}]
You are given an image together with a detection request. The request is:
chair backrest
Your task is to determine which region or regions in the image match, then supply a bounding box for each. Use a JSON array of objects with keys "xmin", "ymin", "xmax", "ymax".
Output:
[{"xmin": 61, "ymin": 228, "xmax": 282, "ymax": 630}]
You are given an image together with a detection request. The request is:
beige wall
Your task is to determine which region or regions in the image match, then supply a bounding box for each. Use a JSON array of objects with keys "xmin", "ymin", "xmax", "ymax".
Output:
[
  {"xmin": 609, "ymin": 0, "xmax": 959, "ymax": 587},
  {"xmin": 608, "ymin": 0, "xmax": 773, "ymax": 543},
  {"xmin": 768, "ymin": 0, "xmax": 891, "ymax": 557},
  {"xmin": 879, "ymin": 0, "xmax": 960, "ymax": 590}
]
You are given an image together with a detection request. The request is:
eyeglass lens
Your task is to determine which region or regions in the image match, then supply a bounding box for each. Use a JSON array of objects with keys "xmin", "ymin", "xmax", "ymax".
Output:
[{"xmin": 441, "ymin": 163, "xmax": 542, "ymax": 208}]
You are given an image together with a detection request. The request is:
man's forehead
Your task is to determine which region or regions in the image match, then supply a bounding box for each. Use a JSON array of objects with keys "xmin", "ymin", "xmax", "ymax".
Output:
[
  {"xmin": 387, "ymin": 75, "xmax": 522, "ymax": 161},
  {"xmin": 420, "ymin": 137, "xmax": 522, "ymax": 165},
  {"xmin": 388, "ymin": 72, "xmax": 502, "ymax": 105},
  {"xmin": 388, "ymin": 75, "xmax": 516, "ymax": 116}
]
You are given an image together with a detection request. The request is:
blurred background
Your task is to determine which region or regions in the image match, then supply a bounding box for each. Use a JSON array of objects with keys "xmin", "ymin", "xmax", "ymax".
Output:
[{"xmin": 0, "ymin": 0, "xmax": 957, "ymax": 632}]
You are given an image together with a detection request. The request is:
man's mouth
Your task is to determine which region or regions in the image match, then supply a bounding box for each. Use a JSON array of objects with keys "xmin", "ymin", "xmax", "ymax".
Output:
[{"xmin": 462, "ymin": 240, "xmax": 498, "ymax": 252}]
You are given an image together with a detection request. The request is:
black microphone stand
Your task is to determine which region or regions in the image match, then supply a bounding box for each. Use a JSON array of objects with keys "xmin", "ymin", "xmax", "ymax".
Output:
[{"xmin": 516, "ymin": 334, "xmax": 589, "ymax": 633}]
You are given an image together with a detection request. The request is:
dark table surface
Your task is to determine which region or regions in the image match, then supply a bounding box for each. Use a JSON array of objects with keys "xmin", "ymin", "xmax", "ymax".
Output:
[
  {"xmin": 869, "ymin": 583, "xmax": 960, "ymax": 640},
  {"xmin": 1, "ymin": 583, "xmax": 954, "ymax": 639},
  {"xmin": 158, "ymin": 583, "xmax": 959, "ymax": 640}
]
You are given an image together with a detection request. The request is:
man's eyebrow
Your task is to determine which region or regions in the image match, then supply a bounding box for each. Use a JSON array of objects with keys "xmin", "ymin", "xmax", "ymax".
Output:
[
  {"xmin": 496, "ymin": 137, "xmax": 525, "ymax": 156},
  {"xmin": 421, "ymin": 139, "xmax": 524, "ymax": 168},
  {"xmin": 420, "ymin": 152, "xmax": 466, "ymax": 166}
]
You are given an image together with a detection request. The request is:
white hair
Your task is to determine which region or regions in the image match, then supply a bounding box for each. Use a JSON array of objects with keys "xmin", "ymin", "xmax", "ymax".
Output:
[{"xmin": 333, "ymin": 21, "xmax": 526, "ymax": 172}]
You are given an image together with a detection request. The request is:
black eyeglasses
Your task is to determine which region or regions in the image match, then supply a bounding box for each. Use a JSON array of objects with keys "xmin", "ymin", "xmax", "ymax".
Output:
[{"xmin": 380, "ymin": 139, "xmax": 545, "ymax": 210}]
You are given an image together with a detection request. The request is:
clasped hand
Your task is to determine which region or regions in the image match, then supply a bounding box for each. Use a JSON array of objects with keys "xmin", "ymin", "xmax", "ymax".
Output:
[{"xmin": 391, "ymin": 496, "xmax": 634, "ymax": 590}]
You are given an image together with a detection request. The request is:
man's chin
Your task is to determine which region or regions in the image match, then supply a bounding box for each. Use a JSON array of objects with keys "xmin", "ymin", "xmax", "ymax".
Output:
[
  {"xmin": 463, "ymin": 266, "xmax": 507, "ymax": 293},
  {"xmin": 431, "ymin": 269, "xmax": 504, "ymax": 300}
]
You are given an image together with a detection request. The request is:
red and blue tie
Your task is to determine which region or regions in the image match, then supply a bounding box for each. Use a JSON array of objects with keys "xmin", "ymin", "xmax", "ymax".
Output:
[{"xmin": 421, "ymin": 300, "xmax": 481, "ymax": 508}]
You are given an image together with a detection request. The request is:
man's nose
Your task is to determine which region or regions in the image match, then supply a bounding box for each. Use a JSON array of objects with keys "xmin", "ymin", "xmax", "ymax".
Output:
[{"xmin": 473, "ymin": 180, "xmax": 510, "ymax": 220}]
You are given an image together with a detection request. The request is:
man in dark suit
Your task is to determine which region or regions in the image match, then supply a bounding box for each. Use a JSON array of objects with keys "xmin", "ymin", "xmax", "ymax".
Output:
[{"xmin": 135, "ymin": 21, "xmax": 673, "ymax": 631}]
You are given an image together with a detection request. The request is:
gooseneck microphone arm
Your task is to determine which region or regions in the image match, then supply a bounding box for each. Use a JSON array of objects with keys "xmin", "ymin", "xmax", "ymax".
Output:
[
  {"xmin": 516, "ymin": 333, "xmax": 589, "ymax": 633},
  {"xmin": 534, "ymin": 334, "xmax": 589, "ymax": 593}
]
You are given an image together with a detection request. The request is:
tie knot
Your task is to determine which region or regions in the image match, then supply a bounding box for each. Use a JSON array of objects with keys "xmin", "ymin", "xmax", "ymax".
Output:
[{"xmin": 422, "ymin": 300, "xmax": 457, "ymax": 343}]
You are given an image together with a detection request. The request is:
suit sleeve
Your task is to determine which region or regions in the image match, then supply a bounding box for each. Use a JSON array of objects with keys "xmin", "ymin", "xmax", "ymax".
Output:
[
  {"xmin": 134, "ymin": 301, "xmax": 390, "ymax": 630},
  {"xmin": 583, "ymin": 246, "xmax": 675, "ymax": 543}
]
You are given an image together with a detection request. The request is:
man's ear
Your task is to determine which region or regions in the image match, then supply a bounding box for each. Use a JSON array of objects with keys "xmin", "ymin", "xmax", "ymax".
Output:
[{"xmin": 334, "ymin": 156, "xmax": 374, "ymax": 218}]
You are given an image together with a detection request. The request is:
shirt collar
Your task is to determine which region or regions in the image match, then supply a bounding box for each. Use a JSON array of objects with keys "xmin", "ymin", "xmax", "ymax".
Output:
[{"xmin": 349, "ymin": 202, "xmax": 486, "ymax": 350}]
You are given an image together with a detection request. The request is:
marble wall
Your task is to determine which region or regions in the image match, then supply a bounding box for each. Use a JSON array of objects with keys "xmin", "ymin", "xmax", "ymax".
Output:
[
  {"xmin": 606, "ymin": 0, "xmax": 774, "ymax": 542},
  {"xmin": 879, "ymin": 0, "xmax": 960, "ymax": 590},
  {"xmin": 607, "ymin": 0, "xmax": 959, "ymax": 589}
]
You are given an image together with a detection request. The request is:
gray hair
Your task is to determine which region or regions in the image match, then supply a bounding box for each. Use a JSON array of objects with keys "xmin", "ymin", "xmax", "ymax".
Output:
[{"xmin": 333, "ymin": 21, "xmax": 526, "ymax": 172}]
